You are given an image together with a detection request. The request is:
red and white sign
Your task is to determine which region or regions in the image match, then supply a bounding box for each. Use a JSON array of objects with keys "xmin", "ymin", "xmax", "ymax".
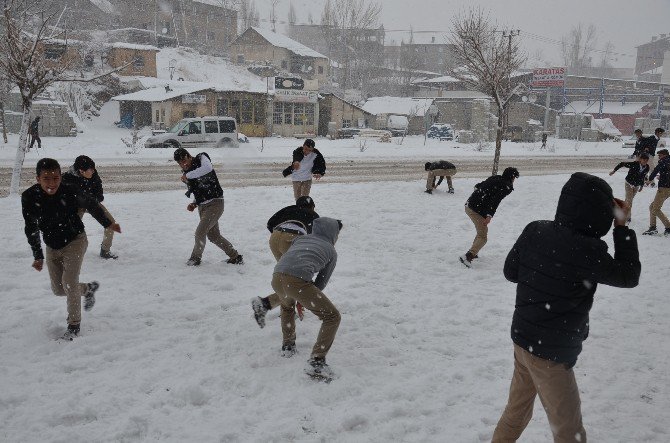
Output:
[{"xmin": 531, "ymin": 67, "xmax": 566, "ymax": 87}]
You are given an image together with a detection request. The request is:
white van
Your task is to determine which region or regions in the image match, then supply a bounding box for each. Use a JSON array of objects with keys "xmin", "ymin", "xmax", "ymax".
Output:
[{"xmin": 144, "ymin": 116, "xmax": 239, "ymax": 149}]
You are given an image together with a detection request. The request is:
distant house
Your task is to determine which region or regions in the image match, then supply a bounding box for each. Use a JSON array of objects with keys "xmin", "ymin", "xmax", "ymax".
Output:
[
  {"xmin": 230, "ymin": 27, "xmax": 330, "ymax": 85},
  {"xmin": 107, "ymin": 43, "xmax": 159, "ymax": 77},
  {"xmin": 318, "ymin": 93, "xmax": 373, "ymax": 136},
  {"xmin": 565, "ymin": 100, "xmax": 654, "ymax": 135}
]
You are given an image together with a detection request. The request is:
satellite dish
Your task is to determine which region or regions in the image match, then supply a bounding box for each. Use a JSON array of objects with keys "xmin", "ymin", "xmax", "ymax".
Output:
[
  {"xmin": 521, "ymin": 96, "xmax": 528, "ymax": 102},
  {"xmin": 528, "ymin": 93, "xmax": 537, "ymax": 104}
]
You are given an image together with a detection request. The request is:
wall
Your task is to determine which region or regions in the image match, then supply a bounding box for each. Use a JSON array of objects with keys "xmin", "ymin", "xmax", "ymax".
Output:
[{"xmin": 107, "ymin": 47, "xmax": 158, "ymax": 77}]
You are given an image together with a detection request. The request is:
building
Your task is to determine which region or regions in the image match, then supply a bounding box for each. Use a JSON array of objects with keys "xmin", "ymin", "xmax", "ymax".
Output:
[
  {"xmin": 564, "ymin": 100, "xmax": 655, "ymax": 135},
  {"xmin": 231, "ymin": 27, "xmax": 330, "ymax": 85},
  {"xmin": 362, "ymin": 96, "xmax": 437, "ymax": 134},
  {"xmin": 318, "ymin": 93, "xmax": 373, "ymax": 136},
  {"xmin": 635, "ymin": 33, "xmax": 670, "ymax": 75},
  {"xmin": 107, "ymin": 44, "xmax": 159, "ymax": 78},
  {"xmin": 384, "ymin": 33, "xmax": 456, "ymax": 75}
]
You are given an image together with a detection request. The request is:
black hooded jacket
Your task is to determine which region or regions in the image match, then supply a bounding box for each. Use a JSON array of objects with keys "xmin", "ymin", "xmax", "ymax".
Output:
[
  {"xmin": 184, "ymin": 152, "xmax": 223, "ymax": 204},
  {"xmin": 613, "ymin": 161, "xmax": 649, "ymax": 188},
  {"xmin": 282, "ymin": 147, "xmax": 326, "ymax": 177},
  {"xmin": 428, "ymin": 160, "xmax": 456, "ymax": 171},
  {"xmin": 267, "ymin": 205, "xmax": 320, "ymax": 233},
  {"xmin": 62, "ymin": 166, "xmax": 105, "ymax": 202},
  {"xmin": 649, "ymin": 156, "xmax": 670, "ymax": 188},
  {"xmin": 466, "ymin": 175, "xmax": 514, "ymax": 218},
  {"xmin": 505, "ymin": 173, "xmax": 640, "ymax": 366}
]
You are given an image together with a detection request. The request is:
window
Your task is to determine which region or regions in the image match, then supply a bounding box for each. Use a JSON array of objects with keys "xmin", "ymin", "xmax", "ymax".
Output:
[
  {"xmin": 155, "ymin": 110, "xmax": 160, "ymax": 121},
  {"xmin": 318, "ymin": 66, "xmax": 324, "ymax": 74},
  {"xmin": 342, "ymin": 119, "xmax": 351, "ymax": 128},
  {"xmin": 237, "ymin": 54, "xmax": 245, "ymax": 64},
  {"xmin": 161, "ymin": 108, "xmax": 166, "ymax": 122},
  {"xmin": 219, "ymin": 120, "xmax": 236, "ymax": 133},
  {"xmin": 294, "ymin": 103, "xmax": 304, "ymax": 126},
  {"xmin": 283, "ymin": 102, "xmax": 293, "ymax": 125},
  {"xmin": 84, "ymin": 53, "xmax": 94, "ymax": 68},
  {"xmin": 187, "ymin": 121, "xmax": 201, "ymax": 133},
  {"xmin": 281, "ymin": 60, "xmax": 288, "ymax": 69},
  {"xmin": 183, "ymin": 110, "xmax": 196, "ymax": 118},
  {"xmin": 273, "ymin": 102, "xmax": 283, "ymax": 125},
  {"xmin": 133, "ymin": 56, "xmax": 145, "ymax": 69},
  {"xmin": 216, "ymin": 99, "xmax": 228, "ymax": 116},
  {"xmin": 44, "ymin": 45, "xmax": 65, "ymax": 60},
  {"xmin": 305, "ymin": 104, "xmax": 315, "ymax": 126},
  {"xmin": 207, "ymin": 31, "xmax": 215, "ymax": 42},
  {"xmin": 241, "ymin": 100, "xmax": 253, "ymax": 124},
  {"xmin": 204, "ymin": 120, "xmax": 219, "ymax": 133},
  {"xmin": 254, "ymin": 101, "xmax": 266, "ymax": 125}
]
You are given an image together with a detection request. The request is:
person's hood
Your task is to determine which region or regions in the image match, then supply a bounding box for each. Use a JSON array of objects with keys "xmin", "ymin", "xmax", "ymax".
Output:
[
  {"xmin": 67, "ymin": 165, "xmax": 82, "ymax": 177},
  {"xmin": 311, "ymin": 217, "xmax": 340, "ymax": 245},
  {"xmin": 554, "ymin": 172, "xmax": 614, "ymax": 238}
]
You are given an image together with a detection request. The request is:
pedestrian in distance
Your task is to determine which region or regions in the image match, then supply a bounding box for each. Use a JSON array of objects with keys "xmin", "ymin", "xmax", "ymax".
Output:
[
  {"xmin": 424, "ymin": 160, "xmax": 457, "ymax": 194},
  {"xmin": 540, "ymin": 133, "xmax": 548, "ymax": 150},
  {"xmin": 459, "ymin": 167, "xmax": 519, "ymax": 268},
  {"xmin": 642, "ymin": 127, "xmax": 665, "ymax": 173},
  {"xmin": 21, "ymin": 158, "xmax": 122, "ymax": 340},
  {"xmin": 174, "ymin": 148, "xmax": 243, "ymax": 266},
  {"xmin": 630, "ymin": 128, "xmax": 646, "ymax": 159},
  {"xmin": 62, "ymin": 155, "xmax": 119, "ymax": 259},
  {"xmin": 642, "ymin": 148, "xmax": 670, "ymax": 236},
  {"xmin": 271, "ymin": 217, "xmax": 342, "ymax": 381},
  {"xmin": 492, "ymin": 172, "xmax": 640, "ymax": 443},
  {"xmin": 609, "ymin": 152, "xmax": 650, "ymax": 222},
  {"xmin": 282, "ymin": 139, "xmax": 326, "ymax": 201},
  {"xmin": 252, "ymin": 196, "xmax": 320, "ymax": 334},
  {"xmin": 28, "ymin": 116, "xmax": 41, "ymax": 150}
]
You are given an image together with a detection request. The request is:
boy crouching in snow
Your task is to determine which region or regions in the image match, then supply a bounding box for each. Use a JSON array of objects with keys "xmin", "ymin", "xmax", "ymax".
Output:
[
  {"xmin": 270, "ymin": 217, "xmax": 342, "ymax": 380},
  {"xmin": 21, "ymin": 158, "xmax": 122, "ymax": 340}
]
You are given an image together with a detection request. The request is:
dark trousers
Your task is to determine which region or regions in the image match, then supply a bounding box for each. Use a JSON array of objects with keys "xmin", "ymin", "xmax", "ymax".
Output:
[{"xmin": 29, "ymin": 134, "xmax": 41, "ymax": 149}]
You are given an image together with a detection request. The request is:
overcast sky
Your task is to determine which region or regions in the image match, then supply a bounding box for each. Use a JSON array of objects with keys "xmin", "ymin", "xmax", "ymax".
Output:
[{"xmin": 257, "ymin": 0, "xmax": 670, "ymax": 69}]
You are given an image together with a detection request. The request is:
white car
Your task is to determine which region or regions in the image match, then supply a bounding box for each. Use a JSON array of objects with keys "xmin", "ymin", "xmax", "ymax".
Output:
[{"xmin": 144, "ymin": 116, "xmax": 239, "ymax": 149}]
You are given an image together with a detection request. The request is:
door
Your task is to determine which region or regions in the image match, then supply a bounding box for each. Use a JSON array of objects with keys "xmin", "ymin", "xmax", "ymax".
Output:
[{"xmin": 180, "ymin": 120, "xmax": 203, "ymax": 148}]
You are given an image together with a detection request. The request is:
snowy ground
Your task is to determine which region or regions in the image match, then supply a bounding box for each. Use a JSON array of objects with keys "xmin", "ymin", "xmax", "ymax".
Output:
[
  {"xmin": 0, "ymin": 103, "xmax": 634, "ymax": 169},
  {"xmin": 0, "ymin": 173, "xmax": 668, "ymax": 442}
]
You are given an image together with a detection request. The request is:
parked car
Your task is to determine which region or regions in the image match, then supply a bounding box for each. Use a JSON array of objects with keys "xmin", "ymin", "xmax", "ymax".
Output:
[
  {"xmin": 144, "ymin": 116, "xmax": 239, "ymax": 149},
  {"xmin": 427, "ymin": 123, "xmax": 454, "ymax": 140},
  {"xmin": 386, "ymin": 115, "xmax": 409, "ymax": 136}
]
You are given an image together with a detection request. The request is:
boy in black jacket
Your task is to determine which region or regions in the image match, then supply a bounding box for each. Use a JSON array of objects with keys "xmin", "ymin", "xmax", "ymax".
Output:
[
  {"xmin": 643, "ymin": 148, "xmax": 670, "ymax": 235},
  {"xmin": 424, "ymin": 160, "xmax": 457, "ymax": 194},
  {"xmin": 609, "ymin": 152, "xmax": 650, "ymax": 222},
  {"xmin": 22, "ymin": 158, "xmax": 122, "ymax": 339},
  {"xmin": 174, "ymin": 148, "xmax": 243, "ymax": 266},
  {"xmin": 492, "ymin": 173, "xmax": 640, "ymax": 442},
  {"xmin": 252, "ymin": 196, "xmax": 319, "ymax": 337},
  {"xmin": 460, "ymin": 167, "xmax": 519, "ymax": 267},
  {"xmin": 62, "ymin": 155, "xmax": 119, "ymax": 259},
  {"xmin": 282, "ymin": 139, "xmax": 326, "ymax": 201}
]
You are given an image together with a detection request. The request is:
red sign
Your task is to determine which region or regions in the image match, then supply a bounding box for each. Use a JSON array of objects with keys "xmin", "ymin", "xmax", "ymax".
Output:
[{"xmin": 531, "ymin": 67, "xmax": 566, "ymax": 87}]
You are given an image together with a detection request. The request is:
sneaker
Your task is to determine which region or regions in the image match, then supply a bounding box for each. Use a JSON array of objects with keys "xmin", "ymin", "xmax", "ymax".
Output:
[
  {"xmin": 226, "ymin": 254, "xmax": 243, "ymax": 265},
  {"xmin": 61, "ymin": 324, "xmax": 80, "ymax": 341},
  {"xmin": 664, "ymin": 228, "xmax": 670, "ymax": 237},
  {"xmin": 84, "ymin": 281, "xmax": 99, "ymax": 311},
  {"xmin": 459, "ymin": 251, "xmax": 475, "ymax": 268},
  {"xmin": 100, "ymin": 248, "xmax": 118, "ymax": 260},
  {"xmin": 447, "ymin": 188, "xmax": 455, "ymax": 194},
  {"xmin": 251, "ymin": 297, "xmax": 268, "ymax": 328},
  {"xmin": 642, "ymin": 227, "xmax": 658, "ymax": 236},
  {"xmin": 186, "ymin": 257, "xmax": 201, "ymax": 266},
  {"xmin": 281, "ymin": 342, "xmax": 296, "ymax": 358},
  {"xmin": 305, "ymin": 357, "xmax": 334, "ymax": 379},
  {"xmin": 424, "ymin": 189, "xmax": 432, "ymax": 194}
]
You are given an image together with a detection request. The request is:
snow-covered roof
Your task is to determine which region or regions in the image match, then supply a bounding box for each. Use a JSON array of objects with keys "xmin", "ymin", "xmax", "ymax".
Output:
[
  {"xmin": 592, "ymin": 118, "xmax": 622, "ymax": 136},
  {"xmin": 193, "ymin": 0, "xmax": 229, "ymax": 7},
  {"xmin": 362, "ymin": 97, "xmax": 436, "ymax": 117},
  {"xmin": 89, "ymin": 0, "xmax": 117, "ymax": 15},
  {"xmin": 413, "ymin": 75, "xmax": 460, "ymax": 85},
  {"xmin": 641, "ymin": 66, "xmax": 663, "ymax": 75},
  {"xmin": 566, "ymin": 101, "xmax": 651, "ymax": 115},
  {"xmin": 250, "ymin": 27, "xmax": 327, "ymax": 59},
  {"xmin": 111, "ymin": 42, "xmax": 159, "ymax": 51},
  {"xmin": 433, "ymin": 91, "xmax": 491, "ymax": 100},
  {"xmin": 111, "ymin": 83, "xmax": 213, "ymax": 102}
]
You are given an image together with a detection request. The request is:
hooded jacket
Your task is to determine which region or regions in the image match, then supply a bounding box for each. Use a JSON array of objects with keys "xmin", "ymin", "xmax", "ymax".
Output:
[
  {"xmin": 505, "ymin": 173, "xmax": 640, "ymax": 366},
  {"xmin": 466, "ymin": 174, "xmax": 514, "ymax": 218},
  {"xmin": 183, "ymin": 152, "xmax": 223, "ymax": 204},
  {"xmin": 428, "ymin": 160, "xmax": 456, "ymax": 171},
  {"xmin": 612, "ymin": 161, "xmax": 649, "ymax": 188},
  {"xmin": 282, "ymin": 147, "xmax": 326, "ymax": 178},
  {"xmin": 266, "ymin": 205, "xmax": 320, "ymax": 233},
  {"xmin": 62, "ymin": 166, "xmax": 105, "ymax": 202},
  {"xmin": 273, "ymin": 217, "xmax": 339, "ymax": 290},
  {"xmin": 649, "ymin": 155, "xmax": 670, "ymax": 188}
]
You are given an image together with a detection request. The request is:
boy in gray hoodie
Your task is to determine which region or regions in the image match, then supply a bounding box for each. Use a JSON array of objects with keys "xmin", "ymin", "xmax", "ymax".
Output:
[{"xmin": 271, "ymin": 217, "xmax": 342, "ymax": 379}]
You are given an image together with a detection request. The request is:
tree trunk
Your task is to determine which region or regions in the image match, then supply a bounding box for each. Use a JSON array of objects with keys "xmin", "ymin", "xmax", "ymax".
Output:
[
  {"xmin": 9, "ymin": 105, "xmax": 32, "ymax": 195},
  {"xmin": 0, "ymin": 102, "xmax": 7, "ymax": 144},
  {"xmin": 491, "ymin": 106, "xmax": 505, "ymax": 176}
]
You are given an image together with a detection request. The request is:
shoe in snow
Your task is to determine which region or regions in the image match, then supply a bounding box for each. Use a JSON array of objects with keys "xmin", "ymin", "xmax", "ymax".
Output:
[
  {"xmin": 424, "ymin": 189, "xmax": 432, "ymax": 194},
  {"xmin": 459, "ymin": 251, "xmax": 475, "ymax": 268},
  {"xmin": 84, "ymin": 281, "xmax": 99, "ymax": 311},
  {"xmin": 665, "ymin": 228, "xmax": 670, "ymax": 237},
  {"xmin": 252, "ymin": 297, "xmax": 268, "ymax": 328},
  {"xmin": 186, "ymin": 257, "xmax": 201, "ymax": 266},
  {"xmin": 447, "ymin": 188, "xmax": 455, "ymax": 194},
  {"xmin": 281, "ymin": 342, "xmax": 297, "ymax": 358},
  {"xmin": 642, "ymin": 227, "xmax": 658, "ymax": 236},
  {"xmin": 100, "ymin": 248, "xmax": 118, "ymax": 260},
  {"xmin": 305, "ymin": 357, "xmax": 334, "ymax": 382},
  {"xmin": 227, "ymin": 254, "xmax": 243, "ymax": 265},
  {"xmin": 60, "ymin": 324, "xmax": 80, "ymax": 341}
]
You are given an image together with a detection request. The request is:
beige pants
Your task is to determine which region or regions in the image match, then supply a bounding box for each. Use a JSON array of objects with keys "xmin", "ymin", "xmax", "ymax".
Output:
[
  {"xmin": 266, "ymin": 230, "xmax": 300, "ymax": 309},
  {"xmin": 492, "ymin": 345, "xmax": 587, "ymax": 443},
  {"xmin": 78, "ymin": 203, "xmax": 116, "ymax": 252},
  {"xmin": 292, "ymin": 180, "xmax": 312, "ymax": 201},
  {"xmin": 465, "ymin": 206, "xmax": 488, "ymax": 255},
  {"xmin": 649, "ymin": 187, "xmax": 670, "ymax": 228},
  {"xmin": 45, "ymin": 233, "xmax": 89, "ymax": 326},
  {"xmin": 271, "ymin": 273, "xmax": 341, "ymax": 357},
  {"xmin": 624, "ymin": 181, "xmax": 639, "ymax": 220},
  {"xmin": 426, "ymin": 168, "xmax": 456, "ymax": 190},
  {"xmin": 648, "ymin": 155, "xmax": 656, "ymax": 172},
  {"xmin": 191, "ymin": 199, "xmax": 238, "ymax": 260}
]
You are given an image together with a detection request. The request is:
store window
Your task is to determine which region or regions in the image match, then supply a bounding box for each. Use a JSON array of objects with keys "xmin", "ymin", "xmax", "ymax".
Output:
[
  {"xmin": 305, "ymin": 104, "xmax": 315, "ymax": 126},
  {"xmin": 216, "ymin": 99, "xmax": 228, "ymax": 116},
  {"xmin": 241, "ymin": 100, "xmax": 253, "ymax": 124},
  {"xmin": 294, "ymin": 103, "xmax": 304, "ymax": 125},
  {"xmin": 273, "ymin": 102, "xmax": 283, "ymax": 125},
  {"xmin": 342, "ymin": 119, "xmax": 351, "ymax": 128},
  {"xmin": 283, "ymin": 102, "xmax": 293, "ymax": 125},
  {"xmin": 254, "ymin": 101, "xmax": 266, "ymax": 125}
]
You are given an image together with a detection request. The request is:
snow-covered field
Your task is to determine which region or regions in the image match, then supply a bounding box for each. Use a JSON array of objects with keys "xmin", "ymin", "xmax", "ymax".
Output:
[
  {"xmin": 1, "ymin": 173, "xmax": 668, "ymax": 442},
  {"xmin": 0, "ymin": 102, "xmax": 633, "ymax": 169}
]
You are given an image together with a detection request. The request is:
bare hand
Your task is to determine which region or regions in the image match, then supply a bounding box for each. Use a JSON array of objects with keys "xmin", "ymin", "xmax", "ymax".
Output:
[
  {"xmin": 181, "ymin": 174, "xmax": 188, "ymax": 183},
  {"xmin": 187, "ymin": 203, "xmax": 197, "ymax": 212},
  {"xmin": 32, "ymin": 259, "xmax": 43, "ymax": 271},
  {"xmin": 609, "ymin": 171, "xmax": 615, "ymax": 176},
  {"xmin": 313, "ymin": 174, "xmax": 322, "ymax": 181},
  {"xmin": 110, "ymin": 223, "xmax": 122, "ymax": 233},
  {"xmin": 292, "ymin": 161, "xmax": 300, "ymax": 170},
  {"xmin": 484, "ymin": 216, "xmax": 492, "ymax": 226},
  {"xmin": 613, "ymin": 198, "xmax": 629, "ymax": 227}
]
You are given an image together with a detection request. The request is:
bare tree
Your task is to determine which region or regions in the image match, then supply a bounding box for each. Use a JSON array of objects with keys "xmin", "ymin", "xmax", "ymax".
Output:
[
  {"xmin": 0, "ymin": 78, "xmax": 10, "ymax": 143},
  {"xmin": 447, "ymin": 8, "xmax": 526, "ymax": 175},
  {"xmin": 561, "ymin": 23, "xmax": 597, "ymax": 70},
  {"xmin": 0, "ymin": 0, "xmax": 132, "ymax": 195},
  {"xmin": 288, "ymin": 2, "xmax": 296, "ymax": 25},
  {"xmin": 270, "ymin": 0, "xmax": 280, "ymax": 32}
]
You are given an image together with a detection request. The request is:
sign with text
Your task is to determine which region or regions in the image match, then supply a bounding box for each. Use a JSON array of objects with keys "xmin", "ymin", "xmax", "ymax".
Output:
[
  {"xmin": 275, "ymin": 89, "xmax": 318, "ymax": 103},
  {"xmin": 182, "ymin": 94, "xmax": 206, "ymax": 104},
  {"xmin": 274, "ymin": 76, "xmax": 305, "ymax": 90},
  {"xmin": 531, "ymin": 67, "xmax": 566, "ymax": 87}
]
